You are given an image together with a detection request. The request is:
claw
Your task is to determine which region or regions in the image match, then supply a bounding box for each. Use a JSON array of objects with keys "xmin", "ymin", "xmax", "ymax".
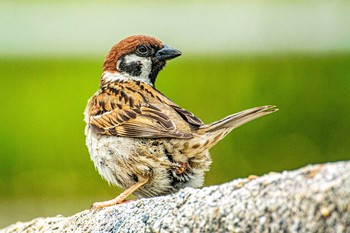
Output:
[
  {"xmin": 175, "ymin": 162, "xmax": 188, "ymax": 174},
  {"xmin": 90, "ymin": 177, "xmax": 149, "ymax": 211},
  {"xmin": 90, "ymin": 199, "xmax": 131, "ymax": 211}
]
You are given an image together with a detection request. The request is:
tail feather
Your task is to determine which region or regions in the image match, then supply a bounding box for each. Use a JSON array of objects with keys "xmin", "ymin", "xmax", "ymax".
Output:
[
  {"xmin": 183, "ymin": 105, "xmax": 277, "ymax": 157},
  {"xmin": 198, "ymin": 105, "xmax": 278, "ymax": 135}
]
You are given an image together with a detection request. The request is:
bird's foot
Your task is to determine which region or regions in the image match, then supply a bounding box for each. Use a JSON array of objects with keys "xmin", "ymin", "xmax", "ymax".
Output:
[
  {"xmin": 175, "ymin": 162, "xmax": 188, "ymax": 174},
  {"xmin": 90, "ymin": 198, "xmax": 132, "ymax": 211}
]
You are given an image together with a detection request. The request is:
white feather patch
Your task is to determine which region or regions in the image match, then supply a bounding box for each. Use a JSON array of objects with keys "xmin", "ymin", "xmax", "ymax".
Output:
[
  {"xmin": 106, "ymin": 54, "xmax": 153, "ymax": 85},
  {"xmin": 102, "ymin": 71, "xmax": 153, "ymax": 86}
]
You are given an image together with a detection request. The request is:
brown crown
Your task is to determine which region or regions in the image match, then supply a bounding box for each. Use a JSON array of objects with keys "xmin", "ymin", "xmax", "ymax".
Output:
[{"xmin": 103, "ymin": 35, "xmax": 163, "ymax": 72}]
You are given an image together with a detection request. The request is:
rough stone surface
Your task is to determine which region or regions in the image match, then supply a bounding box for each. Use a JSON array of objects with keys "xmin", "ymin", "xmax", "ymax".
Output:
[{"xmin": 1, "ymin": 161, "xmax": 350, "ymax": 233}]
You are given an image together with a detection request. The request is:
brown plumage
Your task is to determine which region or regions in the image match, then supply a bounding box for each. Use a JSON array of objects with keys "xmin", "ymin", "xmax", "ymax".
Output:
[
  {"xmin": 84, "ymin": 35, "xmax": 277, "ymax": 210},
  {"xmin": 88, "ymin": 80, "xmax": 201, "ymax": 138},
  {"xmin": 103, "ymin": 35, "xmax": 162, "ymax": 72}
]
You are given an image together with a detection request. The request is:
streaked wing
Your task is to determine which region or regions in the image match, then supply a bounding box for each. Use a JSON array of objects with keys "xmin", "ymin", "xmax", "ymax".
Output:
[
  {"xmin": 151, "ymin": 88, "xmax": 204, "ymax": 127},
  {"xmin": 171, "ymin": 105, "xmax": 203, "ymax": 127},
  {"xmin": 90, "ymin": 104, "xmax": 193, "ymax": 138},
  {"xmin": 87, "ymin": 81, "xmax": 195, "ymax": 139}
]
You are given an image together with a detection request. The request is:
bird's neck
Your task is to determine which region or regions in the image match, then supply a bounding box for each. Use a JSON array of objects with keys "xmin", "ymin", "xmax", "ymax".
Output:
[{"xmin": 100, "ymin": 71, "xmax": 154, "ymax": 87}]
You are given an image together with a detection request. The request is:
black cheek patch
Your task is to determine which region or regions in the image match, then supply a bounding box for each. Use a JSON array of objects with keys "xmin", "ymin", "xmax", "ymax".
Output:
[{"xmin": 119, "ymin": 57, "xmax": 142, "ymax": 76}]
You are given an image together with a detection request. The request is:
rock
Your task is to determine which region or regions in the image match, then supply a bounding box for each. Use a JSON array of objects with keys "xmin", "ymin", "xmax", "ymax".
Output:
[{"xmin": 1, "ymin": 161, "xmax": 350, "ymax": 233}]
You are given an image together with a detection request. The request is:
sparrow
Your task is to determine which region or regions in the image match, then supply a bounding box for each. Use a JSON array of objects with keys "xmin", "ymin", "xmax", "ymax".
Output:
[{"xmin": 84, "ymin": 35, "xmax": 277, "ymax": 210}]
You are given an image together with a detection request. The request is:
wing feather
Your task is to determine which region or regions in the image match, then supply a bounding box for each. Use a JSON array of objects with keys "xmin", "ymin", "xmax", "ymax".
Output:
[{"xmin": 87, "ymin": 81, "xmax": 201, "ymax": 139}]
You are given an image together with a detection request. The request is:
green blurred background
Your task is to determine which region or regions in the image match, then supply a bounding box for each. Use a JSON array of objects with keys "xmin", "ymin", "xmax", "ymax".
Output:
[{"xmin": 1, "ymin": 0, "xmax": 350, "ymax": 227}]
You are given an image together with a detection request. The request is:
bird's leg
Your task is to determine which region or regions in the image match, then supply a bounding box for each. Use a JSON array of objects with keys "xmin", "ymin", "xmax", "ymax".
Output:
[
  {"xmin": 175, "ymin": 162, "xmax": 188, "ymax": 174},
  {"xmin": 90, "ymin": 177, "xmax": 149, "ymax": 211}
]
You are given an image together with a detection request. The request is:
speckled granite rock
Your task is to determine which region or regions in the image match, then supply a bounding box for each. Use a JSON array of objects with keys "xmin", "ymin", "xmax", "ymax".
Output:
[{"xmin": 2, "ymin": 161, "xmax": 350, "ymax": 233}]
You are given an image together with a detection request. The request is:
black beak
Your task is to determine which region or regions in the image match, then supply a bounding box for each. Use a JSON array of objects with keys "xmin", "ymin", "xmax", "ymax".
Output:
[{"xmin": 155, "ymin": 44, "xmax": 182, "ymax": 61}]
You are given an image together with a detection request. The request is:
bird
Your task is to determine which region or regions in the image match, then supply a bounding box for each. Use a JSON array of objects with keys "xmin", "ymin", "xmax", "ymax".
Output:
[{"xmin": 84, "ymin": 35, "xmax": 277, "ymax": 210}]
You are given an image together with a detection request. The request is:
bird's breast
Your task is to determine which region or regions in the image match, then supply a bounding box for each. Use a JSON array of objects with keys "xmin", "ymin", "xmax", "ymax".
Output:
[{"xmin": 85, "ymin": 125, "xmax": 212, "ymax": 197}]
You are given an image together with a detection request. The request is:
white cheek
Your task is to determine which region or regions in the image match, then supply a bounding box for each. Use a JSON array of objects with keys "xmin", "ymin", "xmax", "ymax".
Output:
[
  {"xmin": 118, "ymin": 54, "xmax": 152, "ymax": 84},
  {"xmin": 139, "ymin": 58, "xmax": 152, "ymax": 78}
]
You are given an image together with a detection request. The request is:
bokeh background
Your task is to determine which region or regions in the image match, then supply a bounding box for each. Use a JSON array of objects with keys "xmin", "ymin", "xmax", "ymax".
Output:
[{"xmin": 1, "ymin": 0, "xmax": 350, "ymax": 227}]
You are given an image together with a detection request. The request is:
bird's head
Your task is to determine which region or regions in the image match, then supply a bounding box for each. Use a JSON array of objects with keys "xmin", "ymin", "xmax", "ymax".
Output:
[{"xmin": 102, "ymin": 35, "xmax": 181, "ymax": 86}]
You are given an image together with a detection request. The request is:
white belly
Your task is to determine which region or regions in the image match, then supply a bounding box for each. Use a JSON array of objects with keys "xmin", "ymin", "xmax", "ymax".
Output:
[
  {"xmin": 85, "ymin": 125, "xmax": 176, "ymax": 197},
  {"xmin": 85, "ymin": 125, "xmax": 209, "ymax": 197}
]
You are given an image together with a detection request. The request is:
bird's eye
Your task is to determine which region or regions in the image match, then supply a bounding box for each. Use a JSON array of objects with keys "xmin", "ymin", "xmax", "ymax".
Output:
[{"xmin": 136, "ymin": 45, "xmax": 149, "ymax": 56}]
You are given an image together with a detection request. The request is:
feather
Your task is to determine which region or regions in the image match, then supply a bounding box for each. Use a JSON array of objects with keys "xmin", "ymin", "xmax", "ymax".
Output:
[{"xmin": 87, "ymin": 80, "xmax": 199, "ymax": 139}]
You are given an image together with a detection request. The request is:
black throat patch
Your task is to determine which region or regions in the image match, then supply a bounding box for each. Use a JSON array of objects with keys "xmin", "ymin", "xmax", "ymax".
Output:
[{"xmin": 149, "ymin": 58, "xmax": 166, "ymax": 85}]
